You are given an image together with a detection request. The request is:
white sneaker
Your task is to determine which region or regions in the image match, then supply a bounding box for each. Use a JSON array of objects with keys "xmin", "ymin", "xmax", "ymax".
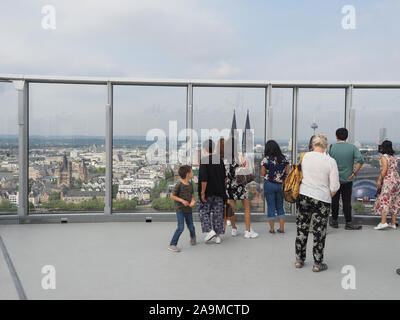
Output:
[
  {"xmin": 244, "ymin": 229, "xmax": 258, "ymax": 239},
  {"xmin": 390, "ymin": 224, "xmax": 397, "ymax": 230},
  {"xmin": 204, "ymin": 230, "xmax": 217, "ymax": 241},
  {"xmin": 374, "ymin": 223, "xmax": 389, "ymax": 230},
  {"xmin": 231, "ymin": 228, "xmax": 238, "ymax": 237},
  {"xmin": 215, "ymin": 236, "xmax": 222, "ymax": 244},
  {"xmin": 227, "ymin": 220, "xmax": 232, "ymax": 226}
]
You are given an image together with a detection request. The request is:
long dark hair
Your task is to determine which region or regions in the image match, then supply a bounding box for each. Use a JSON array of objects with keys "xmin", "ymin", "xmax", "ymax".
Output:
[
  {"xmin": 264, "ymin": 140, "xmax": 285, "ymax": 163},
  {"xmin": 378, "ymin": 140, "xmax": 395, "ymax": 156}
]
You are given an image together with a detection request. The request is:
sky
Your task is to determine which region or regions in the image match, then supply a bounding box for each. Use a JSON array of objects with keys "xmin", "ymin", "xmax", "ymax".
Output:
[{"xmin": 1, "ymin": 0, "xmax": 400, "ymax": 143}]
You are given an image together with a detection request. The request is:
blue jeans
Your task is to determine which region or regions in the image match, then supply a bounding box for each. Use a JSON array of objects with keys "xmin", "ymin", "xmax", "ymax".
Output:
[
  {"xmin": 170, "ymin": 212, "xmax": 196, "ymax": 246},
  {"xmin": 264, "ymin": 181, "xmax": 285, "ymax": 221}
]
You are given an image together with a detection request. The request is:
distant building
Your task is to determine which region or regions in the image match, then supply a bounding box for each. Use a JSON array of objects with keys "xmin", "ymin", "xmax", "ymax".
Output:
[
  {"xmin": 61, "ymin": 190, "xmax": 105, "ymax": 203},
  {"xmin": 379, "ymin": 128, "xmax": 387, "ymax": 144},
  {"xmin": 78, "ymin": 160, "xmax": 88, "ymax": 183},
  {"xmin": 8, "ymin": 192, "xmax": 18, "ymax": 206},
  {"xmin": 57, "ymin": 154, "xmax": 72, "ymax": 188},
  {"xmin": 28, "ymin": 192, "xmax": 40, "ymax": 206},
  {"xmin": 242, "ymin": 110, "xmax": 253, "ymax": 153}
]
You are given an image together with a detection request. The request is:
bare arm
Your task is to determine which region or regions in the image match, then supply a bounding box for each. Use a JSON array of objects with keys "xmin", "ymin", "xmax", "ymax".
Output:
[
  {"xmin": 348, "ymin": 162, "xmax": 363, "ymax": 180},
  {"xmin": 201, "ymin": 181, "xmax": 207, "ymax": 203},
  {"xmin": 261, "ymin": 166, "xmax": 266, "ymax": 176},
  {"xmin": 170, "ymin": 193, "xmax": 189, "ymax": 206},
  {"xmin": 377, "ymin": 156, "xmax": 388, "ymax": 189}
]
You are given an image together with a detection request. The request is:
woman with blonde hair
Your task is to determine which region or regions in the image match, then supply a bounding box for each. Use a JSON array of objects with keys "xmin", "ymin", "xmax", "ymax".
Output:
[{"xmin": 295, "ymin": 134, "xmax": 340, "ymax": 272}]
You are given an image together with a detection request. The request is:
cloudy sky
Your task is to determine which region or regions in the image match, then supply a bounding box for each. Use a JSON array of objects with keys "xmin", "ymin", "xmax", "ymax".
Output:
[{"xmin": 1, "ymin": 0, "xmax": 400, "ymax": 143}]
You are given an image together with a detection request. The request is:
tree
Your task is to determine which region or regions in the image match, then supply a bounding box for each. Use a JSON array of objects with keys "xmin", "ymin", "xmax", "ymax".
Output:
[
  {"xmin": 353, "ymin": 202, "xmax": 365, "ymax": 214},
  {"xmin": 112, "ymin": 184, "xmax": 119, "ymax": 199},
  {"xmin": 49, "ymin": 192, "xmax": 61, "ymax": 201},
  {"xmin": 151, "ymin": 197, "xmax": 174, "ymax": 211},
  {"xmin": 113, "ymin": 199, "xmax": 137, "ymax": 211}
]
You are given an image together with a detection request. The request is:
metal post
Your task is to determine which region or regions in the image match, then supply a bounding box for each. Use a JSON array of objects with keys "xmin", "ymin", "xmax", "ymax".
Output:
[
  {"xmin": 264, "ymin": 84, "xmax": 272, "ymax": 142},
  {"xmin": 264, "ymin": 84, "xmax": 272, "ymax": 217},
  {"xmin": 14, "ymin": 80, "xmax": 29, "ymax": 217},
  {"xmin": 291, "ymin": 87, "xmax": 299, "ymax": 216},
  {"xmin": 345, "ymin": 85, "xmax": 354, "ymax": 143},
  {"xmin": 186, "ymin": 84, "xmax": 193, "ymax": 165},
  {"xmin": 104, "ymin": 82, "xmax": 113, "ymax": 215}
]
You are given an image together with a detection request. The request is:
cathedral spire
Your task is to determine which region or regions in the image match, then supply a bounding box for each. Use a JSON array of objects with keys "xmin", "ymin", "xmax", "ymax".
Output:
[{"xmin": 230, "ymin": 109, "xmax": 237, "ymax": 137}]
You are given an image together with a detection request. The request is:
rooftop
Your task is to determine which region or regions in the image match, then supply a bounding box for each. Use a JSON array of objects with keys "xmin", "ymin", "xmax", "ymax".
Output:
[{"xmin": 1, "ymin": 220, "xmax": 399, "ymax": 300}]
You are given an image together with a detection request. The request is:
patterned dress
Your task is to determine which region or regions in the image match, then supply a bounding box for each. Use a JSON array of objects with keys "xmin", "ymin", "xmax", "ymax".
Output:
[
  {"xmin": 225, "ymin": 159, "xmax": 249, "ymax": 200},
  {"xmin": 374, "ymin": 154, "xmax": 400, "ymax": 216}
]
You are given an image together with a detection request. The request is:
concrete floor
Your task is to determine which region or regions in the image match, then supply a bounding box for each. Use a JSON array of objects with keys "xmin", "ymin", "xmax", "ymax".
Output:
[{"xmin": 0, "ymin": 221, "xmax": 399, "ymax": 300}]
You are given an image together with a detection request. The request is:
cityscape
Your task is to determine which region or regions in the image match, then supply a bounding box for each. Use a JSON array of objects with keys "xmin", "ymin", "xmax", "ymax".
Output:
[{"xmin": 0, "ymin": 113, "xmax": 397, "ymax": 215}]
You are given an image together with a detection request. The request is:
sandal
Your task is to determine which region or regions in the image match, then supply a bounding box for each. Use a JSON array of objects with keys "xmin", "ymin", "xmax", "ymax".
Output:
[
  {"xmin": 269, "ymin": 230, "xmax": 275, "ymax": 234},
  {"xmin": 295, "ymin": 261, "xmax": 304, "ymax": 268},
  {"xmin": 277, "ymin": 229, "xmax": 285, "ymax": 233},
  {"xmin": 312, "ymin": 263, "xmax": 328, "ymax": 272}
]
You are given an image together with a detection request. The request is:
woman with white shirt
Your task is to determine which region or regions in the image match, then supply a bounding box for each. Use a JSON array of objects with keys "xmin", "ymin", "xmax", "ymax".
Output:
[{"xmin": 295, "ymin": 134, "xmax": 340, "ymax": 272}]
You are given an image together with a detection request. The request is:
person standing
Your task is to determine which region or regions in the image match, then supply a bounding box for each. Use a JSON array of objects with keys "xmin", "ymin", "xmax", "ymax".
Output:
[
  {"xmin": 168, "ymin": 165, "xmax": 196, "ymax": 252},
  {"xmin": 224, "ymin": 137, "xmax": 258, "ymax": 238},
  {"xmin": 198, "ymin": 139, "xmax": 226, "ymax": 244},
  {"xmin": 329, "ymin": 128, "xmax": 364, "ymax": 230},
  {"xmin": 295, "ymin": 134, "xmax": 340, "ymax": 272},
  {"xmin": 261, "ymin": 140, "xmax": 290, "ymax": 233},
  {"xmin": 373, "ymin": 140, "xmax": 400, "ymax": 230}
]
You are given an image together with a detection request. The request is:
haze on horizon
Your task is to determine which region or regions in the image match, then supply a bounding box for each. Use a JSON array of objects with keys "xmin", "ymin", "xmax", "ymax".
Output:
[{"xmin": 1, "ymin": 0, "xmax": 400, "ymax": 144}]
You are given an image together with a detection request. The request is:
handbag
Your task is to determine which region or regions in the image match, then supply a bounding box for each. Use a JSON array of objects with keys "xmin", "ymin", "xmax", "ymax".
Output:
[
  {"xmin": 283, "ymin": 153, "xmax": 306, "ymax": 203},
  {"xmin": 235, "ymin": 166, "xmax": 254, "ymax": 185}
]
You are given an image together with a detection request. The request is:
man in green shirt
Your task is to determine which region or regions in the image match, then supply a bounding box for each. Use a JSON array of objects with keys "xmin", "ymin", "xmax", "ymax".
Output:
[{"xmin": 329, "ymin": 128, "xmax": 364, "ymax": 230}]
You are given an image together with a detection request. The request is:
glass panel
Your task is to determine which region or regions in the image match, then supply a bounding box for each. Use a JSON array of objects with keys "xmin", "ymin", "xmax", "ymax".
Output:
[
  {"xmin": 352, "ymin": 89, "xmax": 400, "ymax": 216},
  {"xmin": 113, "ymin": 86, "xmax": 186, "ymax": 213},
  {"xmin": 0, "ymin": 82, "xmax": 18, "ymax": 215},
  {"xmin": 29, "ymin": 84, "xmax": 106, "ymax": 213},
  {"xmin": 193, "ymin": 87, "xmax": 265, "ymax": 213},
  {"xmin": 270, "ymin": 88, "xmax": 293, "ymax": 215},
  {"xmin": 298, "ymin": 89, "xmax": 345, "ymax": 155}
]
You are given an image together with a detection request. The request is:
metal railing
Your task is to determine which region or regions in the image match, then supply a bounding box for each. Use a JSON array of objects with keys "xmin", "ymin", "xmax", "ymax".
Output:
[{"xmin": 1, "ymin": 74, "xmax": 400, "ymax": 219}]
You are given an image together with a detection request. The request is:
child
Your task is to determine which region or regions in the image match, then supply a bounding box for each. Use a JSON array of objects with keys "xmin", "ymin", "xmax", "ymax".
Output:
[{"xmin": 168, "ymin": 165, "xmax": 196, "ymax": 252}]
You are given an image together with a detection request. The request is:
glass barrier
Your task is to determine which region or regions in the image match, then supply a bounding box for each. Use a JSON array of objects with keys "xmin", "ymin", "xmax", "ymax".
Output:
[
  {"xmin": 352, "ymin": 89, "xmax": 400, "ymax": 216},
  {"xmin": 113, "ymin": 86, "xmax": 186, "ymax": 213},
  {"xmin": 29, "ymin": 84, "xmax": 106, "ymax": 213},
  {"xmin": 193, "ymin": 87, "xmax": 265, "ymax": 214},
  {"xmin": 0, "ymin": 82, "xmax": 18, "ymax": 214},
  {"xmin": 271, "ymin": 88, "xmax": 294, "ymax": 215}
]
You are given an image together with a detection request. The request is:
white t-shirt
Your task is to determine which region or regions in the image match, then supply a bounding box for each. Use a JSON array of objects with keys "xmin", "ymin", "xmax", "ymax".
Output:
[{"xmin": 299, "ymin": 151, "xmax": 340, "ymax": 204}]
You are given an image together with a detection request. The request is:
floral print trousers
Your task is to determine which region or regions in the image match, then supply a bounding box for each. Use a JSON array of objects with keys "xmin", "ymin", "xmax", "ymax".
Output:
[{"xmin": 296, "ymin": 194, "xmax": 331, "ymax": 265}]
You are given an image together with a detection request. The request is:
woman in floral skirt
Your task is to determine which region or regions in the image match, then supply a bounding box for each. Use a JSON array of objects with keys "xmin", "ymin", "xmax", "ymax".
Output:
[
  {"xmin": 224, "ymin": 137, "xmax": 258, "ymax": 239},
  {"xmin": 373, "ymin": 140, "xmax": 400, "ymax": 230}
]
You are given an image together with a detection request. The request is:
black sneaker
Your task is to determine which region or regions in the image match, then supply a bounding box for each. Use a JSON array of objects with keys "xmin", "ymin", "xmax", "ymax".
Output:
[
  {"xmin": 345, "ymin": 223, "xmax": 362, "ymax": 230},
  {"xmin": 329, "ymin": 219, "xmax": 338, "ymax": 228}
]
